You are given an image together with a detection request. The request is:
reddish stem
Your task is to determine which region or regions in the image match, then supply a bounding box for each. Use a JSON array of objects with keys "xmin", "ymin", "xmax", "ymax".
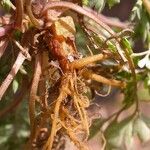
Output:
[
  {"xmin": 29, "ymin": 53, "xmax": 42, "ymax": 137},
  {"xmin": 26, "ymin": 0, "xmax": 41, "ymax": 28},
  {"xmin": 0, "ymin": 52, "xmax": 26, "ymax": 100},
  {"xmin": 83, "ymin": 6, "xmax": 129, "ymax": 29},
  {"xmin": 0, "ymin": 38, "xmax": 8, "ymax": 58},
  {"xmin": 15, "ymin": 0, "xmax": 24, "ymax": 29},
  {"xmin": 0, "ymin": 76, "xmax": 30, "ymax": 118},
  {"xmin": 42, "ymin": 1, "xmax": 115, "ymax": 35}
]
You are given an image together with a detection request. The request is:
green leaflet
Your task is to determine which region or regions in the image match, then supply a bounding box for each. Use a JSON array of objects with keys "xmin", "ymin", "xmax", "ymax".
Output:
[
  {"xmin": 84, "ymin": 0, "xmax": 120, "ymax": 11},
  {"xmin": 134, "ymin": 117, "xmax": 150, "ymax": 143},
  {"xmin": 88, "ymin": 0, "xmax": 106, "ymax": 12},
  {"xmin": 107, "ymin": 42, "xmax": 117, "ymax": 53},
  {"xmin": 130, "ymin": 0, "xmax": 142, "ymax": 21},
  {"xmin": 104, "ymin": 117, "xmax": 133, "ymax": 149},
  {"xmin": 123, "ymin": 81, "xmax": 136, "ymax": 108},
  {"xmin": 107, "ymin": 0, "xmax": 120, "ymax": 8},
  {"xmin": 89, "ymin": 119, "xmax": 104, "ymax": 139},
  {"xmin": 138, "ymin": 54, "xmax": 150, "ymax": 69},
  {"xmin": 75, "ymin": 25, "xmax": 90, "ymax": 56},
  {"xmin": 82, "ymin": 0, "xmax": 89, "ymax": 5},
  {"xmin": 141, "ymin": 115, "xmax": 150, "ymax": 128},
  {"xmin": 0, "ymin": 0, "xmax": 12, "ymax": 12},
  {"xmin": 12, "ymin": 80, "xmax": 19, "ymax": 93},
  {"xmin": 131, "ymin": 0, "xmax": 150, "ymax": 46},
  {"xmin": 121, "ymin": 38, "xmax": 133, "ymax": 55},
  {"xmin": 104, "ymin": 115, "xmax": 150, "ymax": 149}
]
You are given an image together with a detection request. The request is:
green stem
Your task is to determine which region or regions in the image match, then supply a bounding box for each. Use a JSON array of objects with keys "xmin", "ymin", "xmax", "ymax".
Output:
[{"xmin": 123, "ymin": 48, "xmax": 139, "ymax": 112}]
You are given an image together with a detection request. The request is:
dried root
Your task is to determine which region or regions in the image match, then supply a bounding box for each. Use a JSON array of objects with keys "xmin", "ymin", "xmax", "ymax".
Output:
[{"xmin": 38, "ymin": 73, "xmax": 90, "ymax": 150}]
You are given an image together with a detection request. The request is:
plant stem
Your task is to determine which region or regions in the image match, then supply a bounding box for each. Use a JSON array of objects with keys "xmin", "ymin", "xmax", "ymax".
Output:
[
  {"xmin": 13, "ymin": 40, "xmax": 31, "ymax": 60},
  {"xmin": 123, "ymin": 48, "xmax": 139, "ymax": 111},
  {"xmin": 0, "ymin": 38, "xmax": 8, "ymax": 58},
  {"xmin": 29, "ymin": 53, "xmax": 42, "ymax": 140},
  {"xmin": 84, "ymin": 6, "xmax": 129, "ymax": 29},
  {"xmin": 82, "ymin": 70, "xmax": 126, "ymax": 88},
  {"xmin": 70, "ymin": 54, "xmax": 108, "ymax": 69},
  {"xmin": 26, "ymin": 0, "xmax": 41, "ymax": 28},
  {"xmin": 42, "ymin": 1, "xmax": 115, "ymax": 35},
  {"xmin": 15, "ymin": 0, "xmax": 23, "ymax": 29},
  {"xmin": 0, "ymin": 52, "xmax": 26, "ymax": 100},
  {"xmin": 0, "ymin": 76, "xmax": 30, "ymax": 118}
]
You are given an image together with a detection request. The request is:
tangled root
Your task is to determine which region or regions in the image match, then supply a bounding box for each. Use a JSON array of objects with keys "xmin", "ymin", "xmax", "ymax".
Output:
[{"xmin": 41, "ymin": 72, "xmax": 90, "ymax": 150}]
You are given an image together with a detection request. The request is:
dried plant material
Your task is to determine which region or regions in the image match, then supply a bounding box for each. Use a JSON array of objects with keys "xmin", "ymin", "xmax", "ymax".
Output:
[
  {"xmin": 0, "ymin": 1, "xmax": 141, "ymax": 150},
  {"xmin": 52, "ymin": 16, "xmax": 76, "ymax": 37}
]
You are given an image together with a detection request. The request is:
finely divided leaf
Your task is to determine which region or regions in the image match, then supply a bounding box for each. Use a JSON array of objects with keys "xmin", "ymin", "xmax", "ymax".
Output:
[
  {"xmin": 104, "ymin": 117, "xmax": 133, "ymax": 148},
  {"xmin": 134, "ymin": 118, "xmax": 150, "ymax": 143}
]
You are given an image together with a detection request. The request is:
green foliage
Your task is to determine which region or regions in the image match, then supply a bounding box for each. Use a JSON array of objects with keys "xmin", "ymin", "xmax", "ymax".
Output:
[
  {"xmin": 0, "ymin": 0, "xmax": 12, "ymax": 12},
  {"xmin": 12, "ymin": 80, "xmax": 19, "ymax": 93},
  {"xmin": 87, "ymin": 0, "xmax": 121, "ymax": 12},
  {"xmin": 130, "ymin": 0, "xmax": 142, "ymax": 20},
  {"xmin": 0, "ymin": 100, "xmax": 29, "ymax": 150},
  {"xmin": 134, "ymin": 117, "xmax": 150, "ymax": 143},
  {"xmin": 131, "ymin": 0, "xmax": 150, "ymax": 46},
  {"xmin": 104, "ymin": 117, "xmax": 133, "ymax": 149},
  {"xmin": 107, "ymin": 42, "xmax": 117, "ymax": 53},
  {"xmin": 107, "ymin": 0, "xmax": 120, "ymax": 8},
  {"xmin": 89, "ymin": 119, "xmax": 104, "ymax": 139},
  {"xmin": 121, "ymin": 38, "xmax": 133, "ymax": 55},
  {"xmin": 138, "ymin": 54, "xmax": 150, "ymax": 69},
  {"xmin": 123, "ymin": 81, "xmax": 136, "ymax": 108},
  {"xmin": 75, "ymin": 25, "xmax": 90, "ymax": 56},
  {"xmin": 104, "ymin": 114, "xmax": 150, "ymax": 149},
  {"xmin": 88, "ymin": 0, "xmax": 106, "ymax": 12},
  {"xmin": 13, "ymin": 30, "xmax": 22, "ymax": 41},
  {"xmin": 82, "ymin": 0, "xmax": 89, "ymax": 5}
]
